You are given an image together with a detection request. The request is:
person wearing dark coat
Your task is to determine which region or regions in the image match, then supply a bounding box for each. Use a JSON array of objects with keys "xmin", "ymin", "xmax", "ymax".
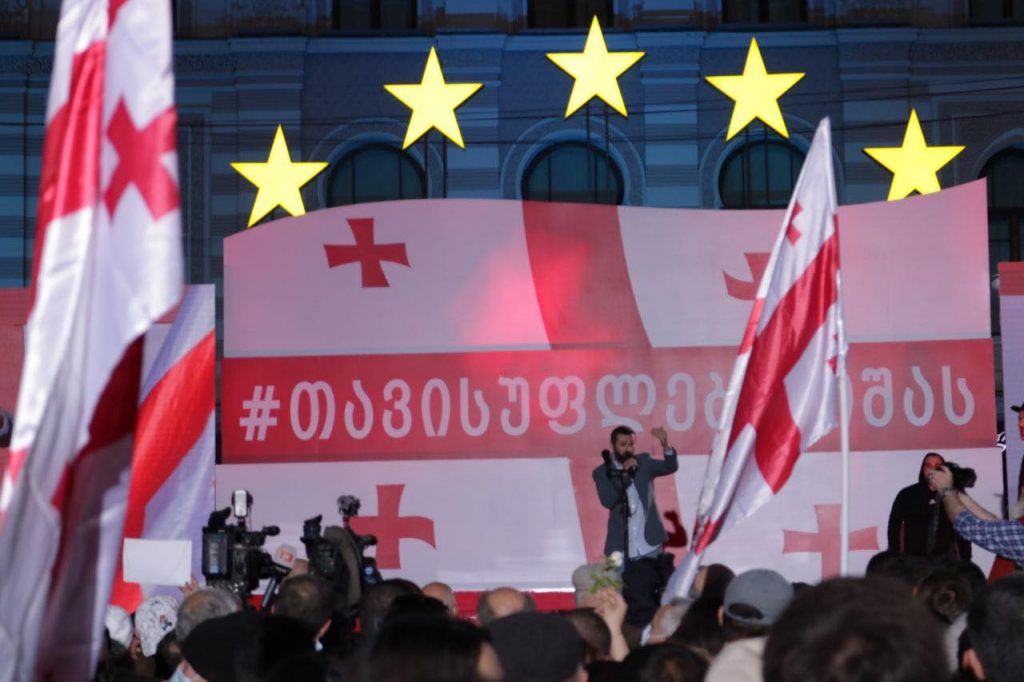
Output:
[{"xmin": 887, "ymin": 451, "xmax": 971, "ymax": 560}]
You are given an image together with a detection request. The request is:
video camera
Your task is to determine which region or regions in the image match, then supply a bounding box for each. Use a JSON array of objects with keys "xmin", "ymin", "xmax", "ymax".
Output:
[
  {"xmin": 201, "ymin": 489, "xmax": 288, "ymax": 602},
  {"xmin": 300, "ymin": 494, "xmax": 382, "ymax": 613},
  {"xmin": 944, "ymin": 462, "xmax": 977, "ymax": 491},
  {"xmin": 336, "ymin": 494, "xmax": 383, "ymax": 587}
]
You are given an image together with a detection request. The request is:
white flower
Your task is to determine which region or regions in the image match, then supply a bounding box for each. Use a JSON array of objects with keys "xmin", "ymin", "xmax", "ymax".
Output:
[{"xmin": 608, "ymin": 551, "xmax": 624, "ymax": 568}]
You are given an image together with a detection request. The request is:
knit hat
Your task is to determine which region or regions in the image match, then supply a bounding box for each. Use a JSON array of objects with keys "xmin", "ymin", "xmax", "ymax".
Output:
[
  {"xmin": 723, "ymin": 568, "xmax": 794, "ymax": 626},
  {"xmin": 488, "ymin": 612, "xmax": 582, "ymax": 682},
  {"xmin": 135, "ymin": 595, "xmax": 180, "ymax": 656}
]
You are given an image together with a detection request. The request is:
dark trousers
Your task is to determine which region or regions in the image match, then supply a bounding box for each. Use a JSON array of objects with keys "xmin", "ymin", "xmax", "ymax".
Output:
[{"xmin": 622, "ymin": 553, "xmax": 675, "ymax": 626}]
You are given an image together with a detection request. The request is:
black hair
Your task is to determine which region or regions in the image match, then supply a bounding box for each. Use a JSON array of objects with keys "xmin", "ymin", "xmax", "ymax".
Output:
[
  {"xmin": 610, "ymin": 425, "xmax": 636, "ymax": 445},
  {"xmin": 913, "ymin": 569, "xmax": 971, "ymax": 625},
  {"xmin": 864, "ymin": 550, "xmax": 926, "ymax": 588},
  {"xmin": 695, "ymin": 564, "xmax": 734, "ymax": 603},
  {"xmin": 358, "ymin": 579, "xmax": 422, "ymax": 639},
  {"xmin": 385, "ymin": 593, "xmax": 450, "ymax": 625},
  {"xmin": 561, "ymin": 608, "xmax": 612, "ymax": 663},
  {"xmin": 967, "ymin": 575, "xmax": 1024, "ymax": 682},
  {"xmin": 617, "ymin": 643, "xmax": 710, "ymax": 682},
  {"xmin": 668, "ymin": 596, "xmax": 726, "ymax": 655},
  {"xmin": 366, "ymin": 615, "xmax": 490, "ymax": 682},
  {"xmin": 153, "ymin": 632, "xmax": 182, "ymax": 680},
  {"xmin": 763, "ymin": 577, "xmax": 948, "ymax": 682},
  {"xmin": 273, "ymin": 574, "xmax": 336, "ymax": 633}
]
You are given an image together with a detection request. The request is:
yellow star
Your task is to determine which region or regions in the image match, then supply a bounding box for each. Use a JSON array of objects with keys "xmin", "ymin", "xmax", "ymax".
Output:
[
  {"xmin": 231, "ymin": 125, "xmax": 327, "ymax": 228},
  {"xmin": 705, "ymin": 37, "xmax": 804, "ymax": 140},
  {"xmin": 546, "ymin": 16, "xmax": 644, "ymax": 118},
  {"xmin": 385, "ymin": 47, "xmax": 483, "ymax": 149},
  {"xmin": 863, "ymin": 109, "xmax": 965, "ymax": 201}
]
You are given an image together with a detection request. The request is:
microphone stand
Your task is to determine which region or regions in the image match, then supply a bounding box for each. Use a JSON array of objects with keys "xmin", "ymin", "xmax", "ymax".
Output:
[{"xmin": 604, "ymin": 454, "xmax": 633, "ymax": 564}]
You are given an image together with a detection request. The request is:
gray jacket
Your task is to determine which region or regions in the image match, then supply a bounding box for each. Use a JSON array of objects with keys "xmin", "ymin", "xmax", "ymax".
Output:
[{"xmin": 592, "ymin": 451, "xmax": 678, "ymax": 556}]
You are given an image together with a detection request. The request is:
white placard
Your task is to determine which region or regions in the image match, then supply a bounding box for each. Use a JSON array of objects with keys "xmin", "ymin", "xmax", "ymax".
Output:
[{"xmin": 123, "ymin": 539, "xmax": 192, "ymax": 587}]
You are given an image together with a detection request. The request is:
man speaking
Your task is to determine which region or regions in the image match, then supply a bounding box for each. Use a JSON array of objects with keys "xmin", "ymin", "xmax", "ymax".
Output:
[{"xmin": 593, "ymin": 425, "xmax": 678, "ymax": 625}]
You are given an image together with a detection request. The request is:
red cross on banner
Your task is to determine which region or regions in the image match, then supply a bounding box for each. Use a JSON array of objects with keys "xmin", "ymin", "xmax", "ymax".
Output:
[
  {"xmin": 104, "ymin": 100, "xmax": 178, "ymax": 220},
  {"xmin": 324, "ymin": 217, "xmax": 410, "ymax": 288},
  {"xmin": 347, "ymin": 484, "xmax": 436, "ymax": 569},
  {"xmin": 723, "ymin": 252, "xmax": 771, "ymax": 301},
  {"xmin": 782, "ymin": 504, "xmax": 879, "ymax": 578}
]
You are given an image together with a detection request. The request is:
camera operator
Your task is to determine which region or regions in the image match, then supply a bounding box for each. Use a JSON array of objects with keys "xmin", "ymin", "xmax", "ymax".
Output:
[
  {"xmin": 887, "ymin": 452, "xmax": 972, "ymax": 560},
  {"xmin": 928, "ymin": 464, "xmax": 1024, "ymax": 565},
  {"xmin": 300, "ymin": 495, "xmax": 382, "ymax": 617}
]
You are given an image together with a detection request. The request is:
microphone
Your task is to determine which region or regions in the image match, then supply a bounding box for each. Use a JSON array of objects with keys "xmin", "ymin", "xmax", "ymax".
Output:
[{"xmin": 274, "ymin": 543, "xmax": 297, "ymax": 570}]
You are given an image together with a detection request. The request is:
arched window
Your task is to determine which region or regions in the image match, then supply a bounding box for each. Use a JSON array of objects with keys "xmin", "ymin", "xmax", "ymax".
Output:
[
  {"xmin": 722, "ymin": 0, "xmax": 807, "ymax": 23},
  {"xmin": 970, "ymin": 0, "xmax": 1024, "ymax": 22},
  {"xmin": 719, "ymin": 134, "xmax": 805, "ymax": 209},
  {"xmin": 981, "ymin": 147, "xmax": 1024, "ymax": 335},
  {"xmin": 332, "ymin": 0, "xmax": 418, "ymax": 31},
  {"xmin": 325, "ymin": 144, "xmax": 426, "ymax": 207},
  {"xmin": 528, "ymin": 0, "xmax": 613, "ymax": 28},
  {"xmin": 521, "ymin": 142, "xmax": 623, "ymax": 205}
]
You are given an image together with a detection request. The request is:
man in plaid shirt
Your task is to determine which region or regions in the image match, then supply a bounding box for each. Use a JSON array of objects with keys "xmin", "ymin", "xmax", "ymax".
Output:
[{"xmin": 930, "ymin": 465, "xmax": 1024, "ymax": 566}]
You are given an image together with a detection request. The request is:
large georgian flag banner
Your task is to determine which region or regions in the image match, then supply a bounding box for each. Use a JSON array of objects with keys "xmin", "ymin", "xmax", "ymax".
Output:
[
  {"xmin": 666, "ymin": 118, "xmax": 843, "ymax": 599},
  {"xmin": 219, "ymin": 180, "xmax": 997, "ymax": 590},
  {"xmin": 0, "ymin": 0, "xmax": 182, "ymax": 678}
]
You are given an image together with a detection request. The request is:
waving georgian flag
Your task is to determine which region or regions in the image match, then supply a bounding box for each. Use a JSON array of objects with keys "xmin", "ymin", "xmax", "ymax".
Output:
[
  {"xmin": 665, "ymin": 118, "xmax": 844, "ymax": 600},
  {"xmin": 0, "ymin": 0, "xmax": 182, "ymax": 678},
  {"xmin": 109, "ymin": 286, "xmax": 216, "ymax": 612}
]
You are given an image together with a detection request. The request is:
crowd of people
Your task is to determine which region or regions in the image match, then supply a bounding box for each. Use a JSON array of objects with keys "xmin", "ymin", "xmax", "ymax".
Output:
[
  {"xmin": 91, "ymin": 438, "xmax": 1024, "ymax": 682},
  {"xmin": 95, "ymin": 547, "xmax": 1024, "ymax": 682}
]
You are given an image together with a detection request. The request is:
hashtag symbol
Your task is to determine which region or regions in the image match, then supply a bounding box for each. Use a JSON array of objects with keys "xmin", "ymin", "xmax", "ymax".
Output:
[{"xmin": 240, "ymin": 385, "xmax": 280, "ymax": 441}]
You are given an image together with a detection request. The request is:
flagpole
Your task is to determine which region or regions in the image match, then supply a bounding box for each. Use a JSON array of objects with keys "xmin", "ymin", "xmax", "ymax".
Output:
[{"xmin": 837, "ymin": 268, "xmax": 851, "ymax": 576}]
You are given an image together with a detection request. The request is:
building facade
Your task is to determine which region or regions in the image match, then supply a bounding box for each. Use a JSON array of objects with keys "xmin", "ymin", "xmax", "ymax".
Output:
[{"xmin": 0, "ymin": 0, "xmax": 1022, "ymax": 416}]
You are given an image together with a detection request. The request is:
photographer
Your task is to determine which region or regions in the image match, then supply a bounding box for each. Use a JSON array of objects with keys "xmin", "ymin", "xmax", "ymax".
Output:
[
  {"xmin": 887, "ymin": 452, "xmax": 972, "ymax": 560},
  {"xmin": 928, "ymin": 465, "xmax": 1024, "ymax": 565}
]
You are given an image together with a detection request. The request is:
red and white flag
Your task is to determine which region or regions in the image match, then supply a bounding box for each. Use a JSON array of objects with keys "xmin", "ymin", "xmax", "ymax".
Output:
[
  {"xmin": 110, "ymin": 286, "xmax": 216, "ymax": 612},
  {"xmin": 0, "ymin": 0, "xmax": 182, "ymax": 677},
  {"xmin": 665, "ymin": 118, "xmax": 843, "ymax": 599}
]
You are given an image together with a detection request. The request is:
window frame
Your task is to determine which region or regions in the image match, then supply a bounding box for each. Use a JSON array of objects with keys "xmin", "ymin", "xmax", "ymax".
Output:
[
  {"xmin": 330, "ymin": 0, "xmax": 419, "ymax": 33},
  {"xmin": 520, "ymin": 141, "xmax": 625, "ymax": 206},
  {"xmin": 721, "ymin": 0, "xmax": 808, "ymax": 25},
  {"xmin": 526, "ymin": 0, "xmax": 614, "ymax": 29},
  {"xmin": 717, "ymin": 130, "xmax": 806, "ymax": 210},
  {"xmin": 325, "ymin": 143, "xmax": 427, "ymax": 208}
]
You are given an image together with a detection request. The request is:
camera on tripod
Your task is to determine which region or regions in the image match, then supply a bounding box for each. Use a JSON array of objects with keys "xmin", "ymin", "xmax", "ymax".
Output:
[
  {"xmin": 300, "ymin": 494, "xmax": 383, "ymax": 613},
  {"xmin": 201, "ymin": 489, "xmax": 288, "ymax": 601}
]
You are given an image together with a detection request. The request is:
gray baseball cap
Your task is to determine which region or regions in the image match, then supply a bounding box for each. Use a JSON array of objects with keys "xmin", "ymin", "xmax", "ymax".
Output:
[{"xmin": 723, "ymin": 568, "xmax": 794, "ymax": 626}]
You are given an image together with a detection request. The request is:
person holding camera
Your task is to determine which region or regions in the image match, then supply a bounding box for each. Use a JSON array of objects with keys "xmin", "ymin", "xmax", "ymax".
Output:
[
  {"xmin": 887, "ymin": 452, "xmax": 972, "ymax": 560},
  {"xmin": 929, "ymin": 463, "xmax": 1024, "ymax": 565}
]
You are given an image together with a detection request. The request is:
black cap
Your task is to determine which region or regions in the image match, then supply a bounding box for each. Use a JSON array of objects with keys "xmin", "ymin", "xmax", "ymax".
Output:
[{"xmin": 1012, "ymin": 403, "xmax": 1024, "ymax": 413}]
